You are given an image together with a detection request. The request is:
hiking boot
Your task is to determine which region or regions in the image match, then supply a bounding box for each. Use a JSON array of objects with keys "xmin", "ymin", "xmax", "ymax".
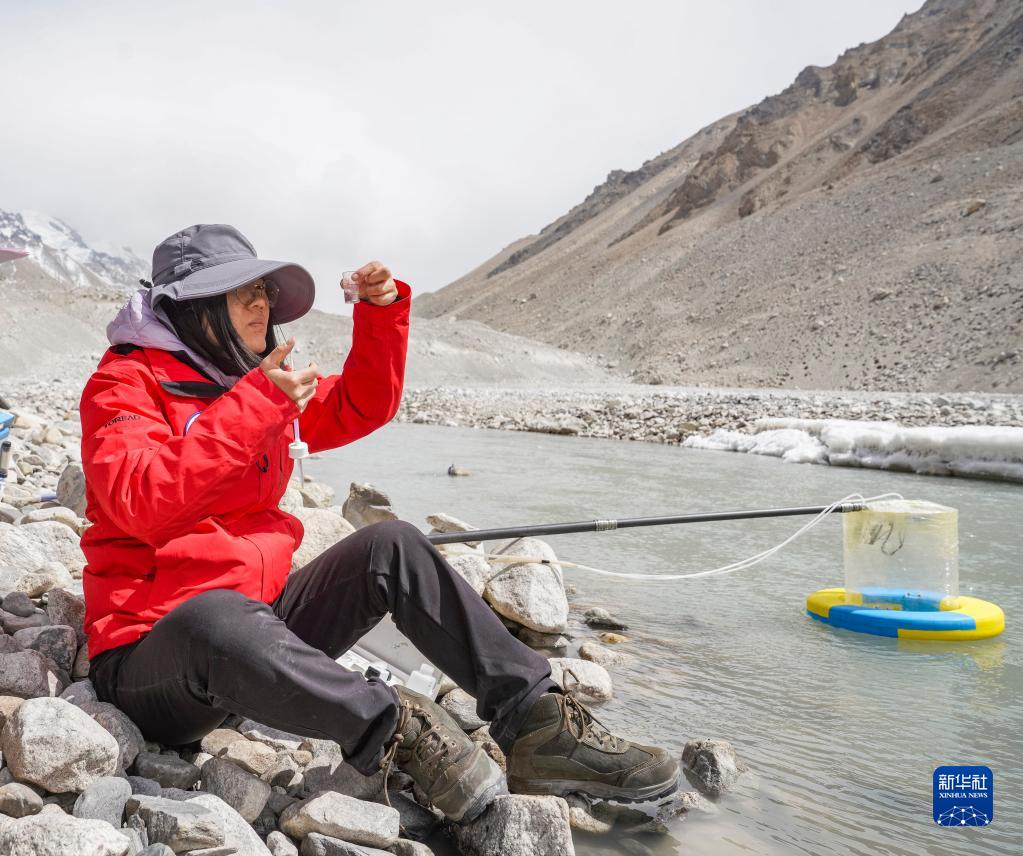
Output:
[
  {"xmin": 380, "ymin": 685, "xmax": 506, "ymax": 823},
  {"xmin": 506, "ymin": 691, "xmax": 680, "ymax": 802}
]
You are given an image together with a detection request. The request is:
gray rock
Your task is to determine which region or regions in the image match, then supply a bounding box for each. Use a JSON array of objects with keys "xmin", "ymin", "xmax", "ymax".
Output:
[
  {"xmin": 267, "ymin": 830, "xmax": 300, "ymax": 856},
  {"xmin": 127, "ymin": 776, "xmax": 163, "ymax": 797},
  {"xmin": 279, "ymin": 791, "xmax": 399, "ymax": 849},
  {"xmin": 188, "ymin": 847, "xmax": 241, "ymax": 856},
  {"xmin": 681, "ymin": 739, "xmax": 748, "ymax": 797},
  {"xmin": 60, "ymin": 678, "xmax": 99, "ymax": 707},
  {"xmin": 183, "ymin": 793, "xmax": 272, "ymax": 856},
  {"xmin": 298, "ymin": 482, "xmax": 335, "ymax": 509},
  {"xmin": 517, "ymin": 628, "xmax": 569, "ymax": 650},
  {"xmin": 2, "ymin": 697, "xmax": 119, "ymax": 792},
  {"xmin": 18, "ymin": 506, "xmax": 83, "ymax": 535},
  {"xmin": 57, "ymin": 463, "xmax": 88, "ymax": 517},
  {"xmin": 45, "ymin": 587, "xmax": 87, "ymax": 646},
  {"xmin": 444, "ymin": 554, "xmax": 491, "ymax": 597},
  {"xmin": 201, "ymin": 729, "xmax": 246, "ymax": 757},
  {"xmin": 13, "ymin": 624, "xmax": 77, "ymax": 674},
  {"xmin": 14, "ymin": 561, "xmax": 75, "ymax": 598},
  {"xmin": 138, "ymin": 846, "xmax": 174, "ymax": 856},
  {"xmin": 577, "ymin": 640, "xmax": 630, "ymax": 668},
  {"xmin": 237, "ymin": 720, "xmax": 306, "ymax": 753},
  {"xmin": 387, "ymin": 841, "xmax": 433, "ymax": 856},
  {"xmin": 201, "ymin": 758, "xmax": 271, "ymax": 822},
  {"xmin": 125, "ymin": 812, "xmax": 149, "ymax": 848},
  {"xmin": 484, "ymin": 538, "xmax": 568, "ymax": 633},
  {"xmin": 375, "ymin": 791, "xmax": 437, "ymax": 842},
  {"xmin": 301, "ymin": 832, "xmax": 391, "ymax": 855},
  {"xmin": 0, "ymin": 504, "xmax": 20, "ymax": 525},
  {"xmin": 73, "ymin": 775, "xmax": 132, "ymax": 827},
  {"xmin": 73, "ymin": 641, "xmax": 91, "ymax": 678},
  {"xmin": 220, "ymin": 739, "xmax": 277, "ymax": 777},
  {"xmin": 126, "ymin": 795, "xmax": 225, "ymax": 852},
  {"xmin": 301, "ymin": 757, "xmax": 383, "ymax": 801},
  {"xmin": 262, "ymin": 752, "xmax": 302, "ymax": 789},
  {"xmin": 583, "ymin": 607, "xmax": 628, "ymax": 631},
  {"xmin": 547, "ymin": 657, "xmax": 613, "ymax": 703},
  {"xmin": 564, "ymin": 794, "xmax": 616, "ymax": 834},
  {"xmin": 252, "ymin": 803, "xmax": 278, "ymax": 839},
  {"xmin": 0, "ymin": 781, "xmax": 45, "ymax": 818},
  {"xmin": 131, "ymin": 752, "xmax": 201, "ymax": 790},
  {"xmin": 341, "ymin": 483, "xmax": 398, "ymax": 529},
  {"xmin": 0, "ymin": 521, "xmax": 86, "ymax": 576},
  {"xmin": 2, "ymin": 591, "xmax": 35, "ymax": 618},
  {"xmin": 438, "ymin": 688, "xmax": 485, "ymax": 731},
  {"xmin": 78, "ymin": 701, "xmax": 145, "ymax": 771},
  {"xmin": 0, "ymin": 634, "xmax": 23, "ymax": 653},
  {"xmin": 0, "ymin": 812, "xmax": 131, "ymax": 855},
  {"xmin": 0, "ymin": 607, "xmax": 49, "ymax": 635},
  {"xmin": 454, "ymin": 794, "xmax": 575, "ymax": 856},
  {"xmin": 425, "ymin": 513, "xmax": 480, "ymax": 547},
  {"xmin": 0, "ymin": 694, "xmax": 25, "ymax": 730},
  {"xmin": 267, "ymin": 788, "xmax": 298, "ymax": 813},
  {"xmin": 42, "ymin": 790, "xmax": 79, "ymax": 813}
]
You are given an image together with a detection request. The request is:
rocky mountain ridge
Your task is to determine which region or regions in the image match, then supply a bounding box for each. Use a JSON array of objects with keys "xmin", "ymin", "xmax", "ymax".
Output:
[{"xmin": 414, "ymin": 0, "xmax": 1023, "ymax": 393}]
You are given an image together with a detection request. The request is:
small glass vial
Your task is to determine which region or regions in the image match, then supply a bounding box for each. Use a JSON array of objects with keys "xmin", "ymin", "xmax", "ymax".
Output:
[{"xmin": 341, "ymin": 270, "xmax": 361, "ymax": 304}]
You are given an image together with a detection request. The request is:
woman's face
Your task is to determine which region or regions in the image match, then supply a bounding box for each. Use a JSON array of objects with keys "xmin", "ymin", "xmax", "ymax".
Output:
[{"xmin": 225, "ymin": 278, "xmax": 272, "ymax": 353}]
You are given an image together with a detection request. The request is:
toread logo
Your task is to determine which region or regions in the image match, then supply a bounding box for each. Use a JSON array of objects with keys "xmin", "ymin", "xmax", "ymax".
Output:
[
  {"xmin": 183, "ymin": 411, "xmax": 202, "ymax": 435},
  {"xmin": 933, "ymin": 766, "xmax": 993, "ymax": 826}
]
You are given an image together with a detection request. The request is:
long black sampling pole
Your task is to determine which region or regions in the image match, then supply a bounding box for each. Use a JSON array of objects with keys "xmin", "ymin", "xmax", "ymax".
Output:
[{"xmin": 426, "ymin": 501, "xmax": 868, "ymax": 545}]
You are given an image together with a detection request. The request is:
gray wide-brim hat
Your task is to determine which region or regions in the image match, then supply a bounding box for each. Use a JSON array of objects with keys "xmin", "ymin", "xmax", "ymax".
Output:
[{"xmin": 148, "ymin": 224, "xmax": 315, "ymax": 324}]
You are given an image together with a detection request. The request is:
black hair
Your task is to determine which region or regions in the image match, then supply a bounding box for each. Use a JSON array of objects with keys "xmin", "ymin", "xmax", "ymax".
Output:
[{"xmin": 159, "ymin": 293, "xmax": 278, "ymax": 378}]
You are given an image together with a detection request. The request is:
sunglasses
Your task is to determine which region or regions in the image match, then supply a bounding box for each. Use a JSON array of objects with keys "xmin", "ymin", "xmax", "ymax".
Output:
[{"xmin": 233, "ymin": 277, "xmax": 280, "ymax": 308}]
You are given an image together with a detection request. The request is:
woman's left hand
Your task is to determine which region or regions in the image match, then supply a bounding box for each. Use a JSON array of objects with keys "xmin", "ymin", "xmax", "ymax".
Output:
[{"xmin": 351, "ymin": 261, "xmax": 398, "ymax": 306}]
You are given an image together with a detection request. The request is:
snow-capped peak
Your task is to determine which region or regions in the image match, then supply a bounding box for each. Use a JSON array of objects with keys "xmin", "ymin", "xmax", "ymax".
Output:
[{"xmin": 0, "ymin": 208, "xmax": 148, "ymax": 290}]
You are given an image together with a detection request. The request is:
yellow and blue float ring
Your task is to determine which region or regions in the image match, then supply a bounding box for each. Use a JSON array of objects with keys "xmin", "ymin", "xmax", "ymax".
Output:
[{"xmin": 806, "ymin": 588, "xmax": 1004, "ymax": 641}]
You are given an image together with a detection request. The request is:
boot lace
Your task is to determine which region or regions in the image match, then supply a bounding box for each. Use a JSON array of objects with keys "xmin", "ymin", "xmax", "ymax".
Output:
[{"xmin": 562, "ymin": 686, "xmax": 625, "ymax": 752}]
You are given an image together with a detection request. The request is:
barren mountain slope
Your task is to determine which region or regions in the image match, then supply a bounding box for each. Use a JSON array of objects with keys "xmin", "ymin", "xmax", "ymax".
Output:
[
  {"xmin": 0, "ymin": 259, "xmax": 613, "ymax": 389},
  {"xmin": 414, "ymin": 0, "xmax": 1023, "ymax": 393}
]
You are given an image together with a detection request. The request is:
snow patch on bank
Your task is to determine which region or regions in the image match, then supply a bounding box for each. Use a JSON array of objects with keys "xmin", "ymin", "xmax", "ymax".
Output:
[{"xmin": 683, "ymin": 418, "xmax": 1023, "ymax": 483}]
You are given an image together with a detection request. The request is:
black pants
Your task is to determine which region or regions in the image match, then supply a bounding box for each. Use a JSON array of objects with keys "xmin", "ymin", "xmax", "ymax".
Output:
[{"xmin": 90, "ymin": 520, "xmax": 556, "ymax": 774}]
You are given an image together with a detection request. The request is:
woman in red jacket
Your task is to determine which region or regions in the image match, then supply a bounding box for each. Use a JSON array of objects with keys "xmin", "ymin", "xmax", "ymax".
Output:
[{"xmin": 81, "ymin": 224, "xmax": 679, "ymax": 824}]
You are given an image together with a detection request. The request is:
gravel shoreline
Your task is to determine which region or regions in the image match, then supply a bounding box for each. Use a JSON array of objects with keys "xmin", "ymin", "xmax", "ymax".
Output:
[{"xmin": 397, "ymin": 385, "xmax": 1023, "ymax": 444}]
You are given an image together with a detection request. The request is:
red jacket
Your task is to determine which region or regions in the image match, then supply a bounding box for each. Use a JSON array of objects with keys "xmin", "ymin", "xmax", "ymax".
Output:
[{"xmin": 79, "ymin": 281, "xmax": 411, "ymax": 658}]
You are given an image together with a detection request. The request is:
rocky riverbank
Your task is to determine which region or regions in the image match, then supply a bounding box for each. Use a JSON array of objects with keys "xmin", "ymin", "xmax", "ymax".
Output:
[
  {"xmin": 398, "ymin": 385, "xmax": 1023, "ymax": 440},
  {"xmin": 0, "ymin": 388, "xmax": 746, "ymax": 855},
  {"xmin": 397, "ymin": 385, "xmax": 1023, "ymax": 482}
]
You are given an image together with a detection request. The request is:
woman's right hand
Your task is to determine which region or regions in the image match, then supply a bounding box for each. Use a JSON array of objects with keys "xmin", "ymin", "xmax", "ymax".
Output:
[{"xmin": 260, "ymin": 338, "xmax": 321, "ymax": 412}]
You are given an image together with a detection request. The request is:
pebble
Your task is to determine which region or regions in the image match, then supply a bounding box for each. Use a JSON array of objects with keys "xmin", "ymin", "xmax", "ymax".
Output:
[
  {"xmin": 131, "ymin": 751, "xmax": 202, "ymax": 790},
  {"xmin": 279, "ymin": 790, "xmax": 400, "ymax": 849},
  {"xmin": 682, "ymin": 738, "xmax": 748, "ymax": 797},
  {"xmin": 454, "ymin": 794, "xmax": 574, "ymax": 856},
  {"xmin": 201, "ymin": 757, "xmax": 272, "ymax": 822},
  {"xmin": 72, "ymin": 775, "xmax": 133, "ymax": 827},
  {"xmin": 2, "ymin": 697, "xmax": 119, "ymax": 792},
  {"xmin": 547, "ymin": 657, "xmax": 614, "ymax": 703},
  {"xmin": 126, "ymin": 794, "xmax": 225, "ymax": 852},
  {"xmin": 0, "ymin": 812, "xmax": 133, "ymax": 855},
  {"xmin": 439, "ymin": 688, "xmax": 486, "ymax": 731}
]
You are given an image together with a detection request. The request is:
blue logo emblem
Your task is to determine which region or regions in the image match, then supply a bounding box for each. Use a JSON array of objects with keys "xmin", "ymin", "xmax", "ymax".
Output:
[{"xmin": 933, "ymin": 766, "xmax": 993, "ymax": 826}]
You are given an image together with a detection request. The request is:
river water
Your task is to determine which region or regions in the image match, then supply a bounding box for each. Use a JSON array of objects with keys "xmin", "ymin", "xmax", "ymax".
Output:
[{"xmin": 309, "ymin": 422, "xmax": 1022, "ymax": 856}]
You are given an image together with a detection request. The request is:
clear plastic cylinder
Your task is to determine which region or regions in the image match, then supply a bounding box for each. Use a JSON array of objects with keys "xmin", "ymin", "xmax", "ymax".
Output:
[{"xmin": 843, "ymin": 500, "xmax": 959, "ymax": 610}]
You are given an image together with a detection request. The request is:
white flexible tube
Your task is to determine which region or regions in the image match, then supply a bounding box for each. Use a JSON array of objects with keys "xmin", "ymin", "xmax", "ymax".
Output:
[{"xmin": 478, "ymin": 492, "xmax": 904, "ymax": 582}]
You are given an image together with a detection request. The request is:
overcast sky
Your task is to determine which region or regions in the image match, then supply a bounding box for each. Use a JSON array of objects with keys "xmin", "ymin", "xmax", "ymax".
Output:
[{"xmin": 1, "ymin": 1, "xmax": 918, "ymax": 314}]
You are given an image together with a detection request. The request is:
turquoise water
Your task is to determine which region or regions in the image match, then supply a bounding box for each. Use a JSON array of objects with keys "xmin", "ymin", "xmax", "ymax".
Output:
[{"xmin": 309, "ymin": 422, "xmax": 1023, "ymax": 855}]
